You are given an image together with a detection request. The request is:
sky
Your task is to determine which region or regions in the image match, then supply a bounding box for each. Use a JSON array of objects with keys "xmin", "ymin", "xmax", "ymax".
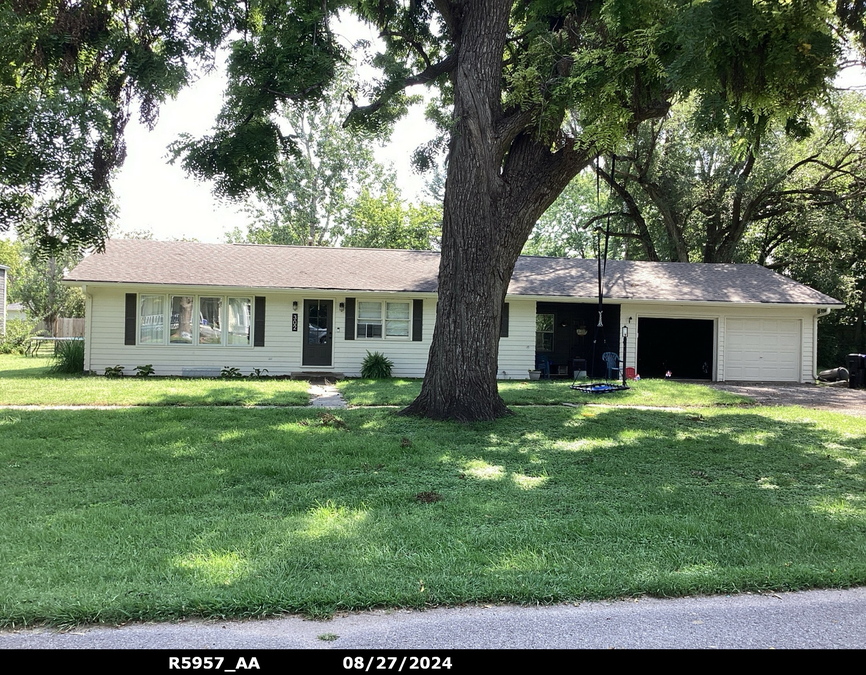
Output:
[
  {"xmin": 113, "ymin": 68, "xmax": 437, "ymax": 244},
  {"xmin": 112, "ymin": 19, "xmax": 437, "ymax": 244}
]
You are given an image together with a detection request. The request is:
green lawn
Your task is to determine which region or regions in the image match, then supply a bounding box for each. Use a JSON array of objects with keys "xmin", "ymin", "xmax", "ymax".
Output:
[
  {"xmin": 1, "ymin": 404, "xmax": 864, "ymax": 626},
  {"xmin": 0, "ymin": 354, "xmax": 751, "ymax": 409},
  {"xmin": 0, "ymin": 355, "xmax": 311, "ymax": 406},
  {"xmin": 338, "ymin": 377, "xmax": 753, "ymax": 407}
]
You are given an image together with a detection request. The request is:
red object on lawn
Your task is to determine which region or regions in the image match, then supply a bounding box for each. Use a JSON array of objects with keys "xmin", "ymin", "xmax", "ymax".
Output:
[{"xmin": 625, "ymin": 367, "xmax": 636, "ymax": 380}]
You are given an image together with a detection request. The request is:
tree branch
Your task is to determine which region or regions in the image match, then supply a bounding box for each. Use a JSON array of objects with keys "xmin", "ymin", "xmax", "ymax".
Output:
[
  {"xmin": 380, "ymin": 30, "xmax": 433, "ymax": 69},
  {"xmin": 599, "ymin": 164, "xmax": 662, "ymax": 262},
  {"xmin": 343, "ymin": 52, "xmax": 457, "ymax": 126}
]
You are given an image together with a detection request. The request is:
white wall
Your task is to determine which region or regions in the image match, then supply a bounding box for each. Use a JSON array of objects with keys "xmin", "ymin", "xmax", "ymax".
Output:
[
  {"xmin": 87, "ymin": 287, "xmax": 300, "ymax": 376},
  {"xmin": 498, "ymin": 299, "xmax": 537, "ymax": 379},
  {"xmin": 86, "ymin": 287, "xmax": 540, "ymax": 379}
]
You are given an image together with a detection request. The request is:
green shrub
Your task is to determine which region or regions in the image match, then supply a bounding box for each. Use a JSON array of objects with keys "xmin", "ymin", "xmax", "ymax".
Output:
[
  {"xmin": 360, "ymin": 351, "xmax": 394, "ymax": 379},
  {"xmin": 221, "ymin": 366, "xmax": 243, "ymax": 378},
  {"xmin": 51, "ymin": 339, "xmax": 85, "ymax": 374},
  {"xmin": 104, "ymin": 365, "xmax": 125, "ymax": 377},
  {"xmin": 134, "ymin": 364, "xmax": 155, "ymax": 377},
  {"xmin": 0, "ymin": 318, "xmax": 37, "ymax": 354}
]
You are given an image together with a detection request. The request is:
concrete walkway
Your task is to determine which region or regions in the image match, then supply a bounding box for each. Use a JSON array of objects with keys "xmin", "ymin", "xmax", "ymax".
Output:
[{"xmin": 307, "ymin": 380, "xmax": 348, "ymax": 408}]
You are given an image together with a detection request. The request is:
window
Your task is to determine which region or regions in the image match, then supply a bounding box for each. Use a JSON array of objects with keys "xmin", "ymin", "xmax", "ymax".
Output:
[
  {"xmin": 170, "ymin": 295, "xmax": 194, "ymax": 344},
  {"xmin": 536, "ymin": 314, "xmax": 554, "ymax": 352},
  {"xmin": 385, "ymin": 302, "xmax": 410, "ymax": 337},
  {"xmin": 357, "ymin": 301, "xmax": 410, "ymax": 339},
  {"xmin": 227, "ymin": 297, "xmax": 252, "ymax": 345},
  {"xmin": 139, "ymin": 294, "xmax": 253, "ymax": 347},
  {"xmin": 139, "ymin": 295, "xmax": 165, "ymax": 344},
  {"xmin": 357, "ymin": 302, "xmax": 382, "ymax": 338},
  {"xmin": 198, "ymin": 296, "xmax": 223, "ymax": 345}
]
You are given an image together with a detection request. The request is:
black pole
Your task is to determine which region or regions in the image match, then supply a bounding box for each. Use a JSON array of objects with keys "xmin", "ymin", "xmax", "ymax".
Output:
[{"xmin": 622, "ymin": 331, "xmax": 627, "ymax": 387}]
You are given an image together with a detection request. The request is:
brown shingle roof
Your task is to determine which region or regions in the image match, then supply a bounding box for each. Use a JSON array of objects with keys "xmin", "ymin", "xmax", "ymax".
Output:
[{"xmin": 65, "ymin": 239, "xmax": 842, "ymax": 306}]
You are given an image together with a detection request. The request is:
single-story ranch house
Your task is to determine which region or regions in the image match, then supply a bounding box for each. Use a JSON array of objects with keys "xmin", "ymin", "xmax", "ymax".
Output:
[{"xmin": 64, "ymin": 239, "xmax": 843, "ymax": 382}]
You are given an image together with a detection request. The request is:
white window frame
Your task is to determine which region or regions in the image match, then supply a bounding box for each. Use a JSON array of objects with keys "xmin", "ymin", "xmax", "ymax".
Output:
[
  {"xmin": 356, "ymin": 300, "xmax": 412, "ymax": 340},
  {"xmin": 137, "ymin": 294, "xmax": 253, "ymax": 347}
]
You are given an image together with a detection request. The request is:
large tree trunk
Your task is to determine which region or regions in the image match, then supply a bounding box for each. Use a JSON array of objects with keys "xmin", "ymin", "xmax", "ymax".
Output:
[{"xmin": 401, "ymin": 1, "xmax": 590, "ymax": 421}]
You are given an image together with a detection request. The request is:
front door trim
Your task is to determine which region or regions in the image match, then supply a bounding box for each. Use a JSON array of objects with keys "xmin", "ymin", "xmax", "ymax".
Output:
[{"xmin": 302, "ymin": 299, "xmax": 333, "ymax": 367}]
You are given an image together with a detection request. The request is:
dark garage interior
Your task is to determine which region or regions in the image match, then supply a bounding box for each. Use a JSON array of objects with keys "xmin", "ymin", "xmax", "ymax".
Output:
[{"xmin": 637, "ymin": 318, "xmax": 714, "ymax": 380}]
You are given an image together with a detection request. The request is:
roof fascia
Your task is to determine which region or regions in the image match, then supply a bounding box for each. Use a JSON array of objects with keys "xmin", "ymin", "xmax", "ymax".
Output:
[
  {"xmin": 505, "ymin": 294, "xmax": 845, "ymax": 309},
  {"xmin": 61, "ymin": 280, "xmax": 440, "ymax": 297}
]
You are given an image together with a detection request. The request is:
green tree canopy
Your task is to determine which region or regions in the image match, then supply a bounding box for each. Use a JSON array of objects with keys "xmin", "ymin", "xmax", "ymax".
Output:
[
  {"xmin": 7, "ymin": 239, "xmax": 85, "ymax": 327},
  {"xmin": 342, "ymin": 186, "xmax": 441, "ymax": 250},
  {"xmin": 224, "ymin": 66, "xmax": 421, "ymax": 247}
]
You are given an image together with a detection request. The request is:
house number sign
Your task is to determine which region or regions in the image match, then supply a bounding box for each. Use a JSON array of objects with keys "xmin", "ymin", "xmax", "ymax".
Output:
[{"xmin": 292, "ymin": 313, "xmax": 298, "ymax": 331}]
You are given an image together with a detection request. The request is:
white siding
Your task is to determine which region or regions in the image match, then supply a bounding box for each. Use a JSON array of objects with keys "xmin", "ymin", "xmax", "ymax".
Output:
[
  {"xmin": 498, "ymin": 299, "xmax": 537, "ymax": 379},
  {"xmin": 84, "ymin": 287, "xmax": 824, "ymax": 382},
  {"xmin": 87, "ymin": 287, "xmax": 442, "ymax": 378},
  {"xmin": 619, "ymin": 302, "xmax": 820, "ymax": 383},
  {"xmin": 87, "ymin": 287, "xmax": 300, "ymax": 376},
  {"xmin": 335, "ymin": 295, "xmax": 433, "ymax": 377}
]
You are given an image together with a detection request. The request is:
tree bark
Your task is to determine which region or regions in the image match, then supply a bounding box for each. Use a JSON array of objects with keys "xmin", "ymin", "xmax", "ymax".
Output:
[{"xmin": 400, "ymin": 0, "xmax": 590, "ymax": 421}]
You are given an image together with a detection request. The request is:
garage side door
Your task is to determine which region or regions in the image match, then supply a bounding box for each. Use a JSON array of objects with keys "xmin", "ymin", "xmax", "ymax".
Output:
[{"xmin": 725, "ymin": 318, "xmax": 801, "ymax": 381}]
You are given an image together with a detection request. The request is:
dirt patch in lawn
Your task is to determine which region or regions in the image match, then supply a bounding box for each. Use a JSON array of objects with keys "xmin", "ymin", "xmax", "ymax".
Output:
[{"xmin": 709, "ymin": 382, "xmax": 866, "ymax": 417}]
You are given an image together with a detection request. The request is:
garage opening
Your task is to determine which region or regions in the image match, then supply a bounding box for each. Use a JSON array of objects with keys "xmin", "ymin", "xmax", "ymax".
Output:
[{"xmin": 637, "ymin": 318, "xmax": 714, "ymax": 380}]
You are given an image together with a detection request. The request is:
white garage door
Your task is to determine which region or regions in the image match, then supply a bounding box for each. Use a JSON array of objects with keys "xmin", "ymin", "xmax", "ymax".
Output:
[{"xmin": 725, "ymin": 318, "xmax": 802, "ymax": 381}]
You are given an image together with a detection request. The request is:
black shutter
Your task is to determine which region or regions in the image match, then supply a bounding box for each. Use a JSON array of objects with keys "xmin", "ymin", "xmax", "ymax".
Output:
[
  {"xmin": 345, "ymin": 297, "xmax": 355, "ymax": 340},
  {"xmin": 124, "ymin": 293, "xmax": 136, "ymax": 345},
  {"xmin": 253, "ymin": 296, "xmax": 266, "ymax": 347},
  {"xmin": 412, "ymin": 299, "xmax": 423, "ymax": 341},
  {"xmin": 499, "ymin": 302, "xmax": 509, "ymax": 338}
]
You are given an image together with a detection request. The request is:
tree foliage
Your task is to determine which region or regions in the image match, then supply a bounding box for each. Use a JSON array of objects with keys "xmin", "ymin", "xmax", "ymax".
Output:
[
  {"xmin": 12, "ymin": 241, "xmax": 85, "ymax": 327},
  {"xmin": 0, "ymin": 0, "xmax": 233, "ymax": 252},
  {"xmin": 342, "ymin": 186, "xmax": 441, "ymax": 250},
  {"xmin": 224, "ymin": 66, "xmax": 426, "ymax": 247},
  {"xmin": 0, "ymin": 237, "xmax": 24, "ymax": 282},
  {"xmin": 577, "ymin": 92, "xmax": 866, "ymax": 264}
]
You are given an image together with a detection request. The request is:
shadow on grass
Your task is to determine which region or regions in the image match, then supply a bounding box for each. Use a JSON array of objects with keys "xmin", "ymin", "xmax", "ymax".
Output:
[
  {"xmin": 1, "ymin": 406, "xmax": 863, "ymax": 624},
  {"xmin": 338, "ymin": 377, "xmax": 753, "ymax": 407},
  {"xmin": 0, "ymin": 361, "xmax": 58, "ymax": 379}
]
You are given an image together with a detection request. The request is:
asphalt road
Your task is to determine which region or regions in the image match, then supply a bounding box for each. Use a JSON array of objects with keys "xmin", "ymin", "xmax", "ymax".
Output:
[{"xmin": 2, "ymin": 587, "xmax": 864, "ymax": 651}]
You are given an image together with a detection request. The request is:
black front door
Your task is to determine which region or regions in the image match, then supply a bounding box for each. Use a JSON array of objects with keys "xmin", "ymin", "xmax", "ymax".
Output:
[{"xmin": 303, "ymin": 300, "xmax": 333, "ymax": 367}]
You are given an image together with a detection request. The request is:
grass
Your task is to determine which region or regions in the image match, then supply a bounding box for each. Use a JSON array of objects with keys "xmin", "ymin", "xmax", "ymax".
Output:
[
  {"xmin": 1, "ymin": 404, "xmax": 864, "ymax": 626},
  {"xmin": 338, "ymin": 377, "xmax": 753, "ymax": 408},
  {"xmin": 0, "ymin": 355, "xmax": 311, "ymax": 407}
]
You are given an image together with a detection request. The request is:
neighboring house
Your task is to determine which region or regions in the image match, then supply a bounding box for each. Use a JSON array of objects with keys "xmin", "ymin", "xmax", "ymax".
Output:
[
  {"xmin": 0, "ymin": 264, "xmax": 7, "ymax": 336},
  {"xmin": 63, "ymin": 239, "xmax": 843, "ymax": 382},
  {"xmin": 5, "ymin": 303, "xmax": 26, "ymax": 321}
]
